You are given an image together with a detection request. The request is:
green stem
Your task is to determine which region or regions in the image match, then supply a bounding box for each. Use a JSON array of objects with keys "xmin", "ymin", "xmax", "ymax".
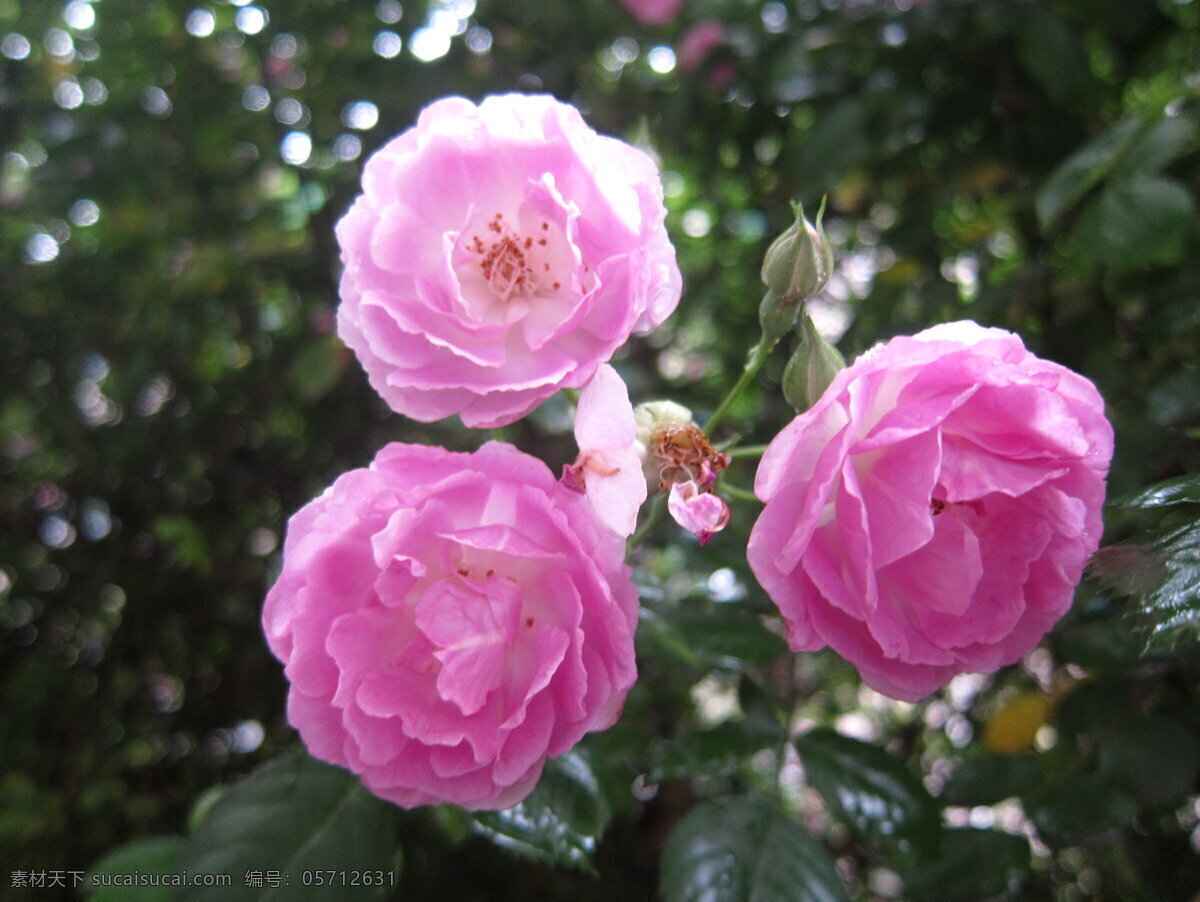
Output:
[
  {"xmin": 725, "ymin": 444, "xmax": 769, "ymax": 460},
  {"xmin": 628, "ymin": 493, "xmax": 666, "ymax": 550},
  {"xmin": 773, "ymin": 655, "xmax": 801, "ymax": 804},
  {"xmin": 719, "ymin": 481, "xmax": 760, "ymax": 503},
  {"xmin": 489, "ymin": 427, "xmax": 506, "ymax": 442},
  {"xmin": 705, "ymin": 337, "xmax": 778, "ymax": 438}
]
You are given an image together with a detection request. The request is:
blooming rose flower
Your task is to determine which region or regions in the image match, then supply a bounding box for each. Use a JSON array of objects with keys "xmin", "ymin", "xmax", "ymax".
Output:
[
  {"xmin": 619, "ymin": 0, "xmax": 682, "ymax": 25},
  {"xmin": 748, "ymin": 322, "xmax": 1113, "ymax": 701},
  {"xmin": 336, "ymin": 94, "xmax": 682, "ymax": 428},
  {"xmin": 677, "ymin": 21, "xmax": 728, "ymax": 73},
  {"xmin": 263, "ymin": 442, "xmax": 639, "ymax": 809},
  {"xmin": 563, "ymin": 364, "xmax": 647, "ymax": 537}
]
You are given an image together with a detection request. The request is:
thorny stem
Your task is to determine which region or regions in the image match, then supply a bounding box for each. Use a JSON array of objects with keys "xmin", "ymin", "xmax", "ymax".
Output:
[{"xmin": 704, "ymin": 336, "xmax": 778, "ymax": 438}]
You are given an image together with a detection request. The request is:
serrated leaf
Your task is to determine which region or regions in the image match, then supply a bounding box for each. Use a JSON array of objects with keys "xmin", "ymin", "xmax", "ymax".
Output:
[
  {"xmin": 902, "ymin": 829, "xmax": 1031, "ymax": 902},
  {"xmin": 470, "ymin": 750, "xmax": 610, "ymax": 874},
  {"xmin": 1091, "ymin": 513, "xmax": 1200, "ymax": 650},
  {"xmin": 940, "ymin": 755, "xmax": 1041, "ymax": 807},
  {"xmin": 87, "ymin": 836, "xmax": 183, "ymax": 902},
  {"xmin": 175, "ymin": 750, "xmax": 399, "ymax": 902},
  {"xmin": 648, "ymin": 715, "xmax": 785, "ymax": 783},
  {"xmin": 1037, "ymin": 118, "xmax": 1140, "ymax": 229},
  {"xmin": 1117, "ymin": 473, "xmax": 1200, "ymax": 509},
  {"xmin": 794, "ymin": 728, "xmax": 940, "ymax": 860},
  {"xmin": 660, "ymin": 796, "xmax": 848, "ymax": 902}
]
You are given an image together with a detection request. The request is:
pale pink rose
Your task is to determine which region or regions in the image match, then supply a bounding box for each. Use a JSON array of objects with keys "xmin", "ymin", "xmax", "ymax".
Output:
[
  {"xmin": 563, "ymin": 364, "xmax": 647, "ymax": 537},
  {"xmin": 748, "ymin": 321, "xmax": 1113, "ymax": 702},
  {"xmin": 668, "ymin": 480, "xmax": 730, "ymax": 545},
  {"xmin": 619, "ymin": 0, "xmax": 682, "ymax": 25},
  {"xmin": 336, "ymin": 94, "xmax": 682, "ymax": 428},
  {"xmin": 263, "ymin": 442, "xmax": 639, "ymax": 810}
]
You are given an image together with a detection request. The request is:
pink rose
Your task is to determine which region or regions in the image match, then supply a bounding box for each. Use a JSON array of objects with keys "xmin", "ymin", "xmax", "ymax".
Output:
[
  {"xmin": 677, "ymin": 21, "xmax": 727, "ymax": 73},
  {"xmin": 619, "ymin": 0, "xmax": 682, "ymax": 25},
  {"xmin": 748, "ymin": 322, "xmax": 1113, "ymax": 701},
  {"xmin": 263, "ymin": 442, "xmax": 639, "ymax": 809},
  {"xmin": 336, "ymin": 94, "xmax": 682, "ymax": 428},
  {"xmin": 563, "ymin": 363, "xmax": 647, "ymax": 537}
]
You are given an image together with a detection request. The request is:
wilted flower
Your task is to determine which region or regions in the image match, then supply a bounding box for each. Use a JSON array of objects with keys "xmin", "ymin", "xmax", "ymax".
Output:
[{"xmin": 635, "ymin": 402, "xmax": 733, "ymax": 542}]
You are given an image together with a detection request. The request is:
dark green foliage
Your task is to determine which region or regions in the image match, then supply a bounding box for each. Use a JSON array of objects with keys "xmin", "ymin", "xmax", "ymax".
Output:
[
  {"xmin": 469, "ymin": 751, "xmax": 612, "ymax": 874},
  {"xmin": 794, "ymin": 729, "xmax": 941, "ymax": 861},
  {"xmin": 660, "ymin": 796, "xmax": 848, "ymax": 902},
  {"xmin": 901, "ymin": 829, "xmax": 1031, "ymax": 902},
  {"xmin": 3, "ymin": 0, "xmax": 1200, "ymax": 899},
  {"xmin": 87, "ymin": 837, "xmax": 184, "ymax": 902},
  {"xmin": 175, "ymin": 751, "xmax": 400, "ymax": 901}
]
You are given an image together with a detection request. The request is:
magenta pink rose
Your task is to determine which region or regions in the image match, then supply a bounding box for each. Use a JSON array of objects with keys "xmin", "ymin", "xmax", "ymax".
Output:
[
  {"xmin": 619, "ymin": 0, "xmax": 682, "ymax": 25},
  {"xmin": 262, "ymin": 442, "xmax": 639, "ymax": 809},
  {"xmin": 748, "ymin": 322, "xmax": 1113, "ymax": 701},
  {"xmin": 677, "ymin": 21, "xmax": 727, "ymax": 73},
  {"xmin": 335, "ymin": 94, "xmax": 682, "ymax": 428}
]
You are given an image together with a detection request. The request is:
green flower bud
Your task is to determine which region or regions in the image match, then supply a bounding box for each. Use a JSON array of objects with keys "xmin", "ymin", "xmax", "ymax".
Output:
[
  {"xmin": 634, "ymin": 400, "xmax": 694, "ymax": 449},
  {"xmin": 758, "ymin": 287, "xmax": 796, "ymax": 344},
  {"xmin": 759, "ymin": 199, "xmax": 834, "ymax": 339},
  {"xmin": 783, "ymin": 314, "xmax": 845, "ymax": 412}
]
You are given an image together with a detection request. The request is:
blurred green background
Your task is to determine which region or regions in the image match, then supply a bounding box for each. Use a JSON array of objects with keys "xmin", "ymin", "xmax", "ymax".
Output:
[{"xmin": 3, "ymin": 0, "xmax": 1200, "ymax": 899}]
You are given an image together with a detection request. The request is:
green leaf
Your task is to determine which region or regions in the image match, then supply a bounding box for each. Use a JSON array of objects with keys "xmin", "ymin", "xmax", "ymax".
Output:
[
  {"xmin": 793, "ymin": 728, "xmax": 940, "ymax": 859},
  {"xmin": 793, "ymin": 100, "xmax": 870, "ymax": 193},
  {"xmin": 1036, "ymin": 118, "xmax": 1141, "ymax": 229},
  {"xmin": 1098, "ymin": 715, "xmax": 1200, "ymax": 809},
  {"xmin": 1093, "ymin": 175, "xmax": 1196, "ymax": 269},
  {"xmin": 640, "ymin": 605, "xmax": 788, "ymax": 671},
  {"xmin": 175, "ymin": 751, "xmax": 400, "ymax": 902},
  {"xmin": 1055, "ymin": 614, "xmax": 1142, "ymax": 669},
  {"xmin": 1026, "ymin": 771, "xmax": 1138, "ymax": 845},
  {"xmin": 660, "ymin": 796, "xmax": 848, "ymax": 902},
  {"xmin": 939, "ymin": 755, "xmax": 1041, "ymax": 808},
  {"xmin": 648, "ymin": 715, "xmax": 785, "ymax": 783},
  {"xmin": 1113, "ymin": 116, "xmax": 1200, "ymax": 180},
  {"xmin": 1017, "ymin": 8, "xmax": 1092, "ymax": 106},
  {"xmin": 87, "ymin": 837, "xmax": 184, "ymax": 902},
  {"xmin": 1090, "ymin": 513, "xmax": 1200, "ymax": 650},
  {"xmin": 470, "ymin": 750, "xmax": 610, "ymax": 874},
  {"xmin": 1117, "ymin": 472, "xmax": 1200, "ymax": 508},
  {"xmin": 288, "ymin": 336, "xmax": 346, "ymax": 402},
  {"xmin": 902, "ymin": 829, "xmax": 1031, "ymax": 902}
]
